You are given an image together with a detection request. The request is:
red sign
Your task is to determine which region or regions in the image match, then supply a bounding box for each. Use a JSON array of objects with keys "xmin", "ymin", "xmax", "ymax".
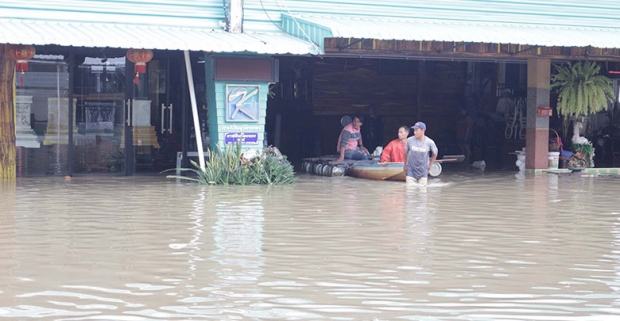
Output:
[{"xmin": 537, "ymin": 107, "xmax": 552, "ymax": 117}]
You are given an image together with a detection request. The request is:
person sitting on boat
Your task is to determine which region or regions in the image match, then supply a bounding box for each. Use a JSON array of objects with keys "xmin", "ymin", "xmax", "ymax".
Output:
[
  {"xmin": 380, "ymin": 126, "xmax": 410, "ymax": 163},
  {"xmin": 337, "ymin": 115, "xmax": 369, "ymax": 161},
  {"xmin": 404, "ymin": 122, "xmax": 438, "ymax": 187}
]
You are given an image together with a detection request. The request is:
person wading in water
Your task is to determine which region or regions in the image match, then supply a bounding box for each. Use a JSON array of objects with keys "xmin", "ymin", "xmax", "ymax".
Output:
[{"xmin": 403, "ymin": 122, "xmax": 438, "ymax": 187}]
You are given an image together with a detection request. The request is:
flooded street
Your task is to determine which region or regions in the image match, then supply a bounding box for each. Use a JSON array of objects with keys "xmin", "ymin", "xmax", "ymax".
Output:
[{"xmin": 1, "ymin": 172, "xmax": 620, "ymax": 320}]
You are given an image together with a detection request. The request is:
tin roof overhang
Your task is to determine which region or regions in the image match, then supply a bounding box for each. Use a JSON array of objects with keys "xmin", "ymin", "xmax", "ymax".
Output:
[
  {"xmin": 283, "ymin": 14, "xmax": 620, "ymax": 51},
  {"xmin": 0, "ymin": 18, "xmax": 322, "ymax": 55}
]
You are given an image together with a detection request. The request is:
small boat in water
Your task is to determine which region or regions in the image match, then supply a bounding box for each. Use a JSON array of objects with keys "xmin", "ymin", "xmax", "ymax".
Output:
[
  {"xmin": 345, "ymin": 155, "xmax": 464, "ymax": 181},
  {"xmin": 346, "ymin": 162, "xmax": 407, "ymax": 181}
]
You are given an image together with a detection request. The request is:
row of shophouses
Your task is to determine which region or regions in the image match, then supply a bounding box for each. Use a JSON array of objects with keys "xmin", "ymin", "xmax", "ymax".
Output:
[{"xmin": 2, "ymin": 0, "xmax": 620, "ymax": 178}]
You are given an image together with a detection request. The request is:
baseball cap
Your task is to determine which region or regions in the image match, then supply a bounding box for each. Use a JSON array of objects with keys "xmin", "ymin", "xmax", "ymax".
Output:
[{"xmin": 411, "ymin": 122, "xmax": 426, "ymax": 130}]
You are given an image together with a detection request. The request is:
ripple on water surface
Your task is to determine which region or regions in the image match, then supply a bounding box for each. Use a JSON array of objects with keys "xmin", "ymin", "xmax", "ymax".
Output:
[{"xmin": 0, "ymin": 173, "xmax": 620, "ymax": 319}]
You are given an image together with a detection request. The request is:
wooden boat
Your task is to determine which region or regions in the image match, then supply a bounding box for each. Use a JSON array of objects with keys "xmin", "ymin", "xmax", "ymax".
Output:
[
  {"xmin": 345, "ymin": 155, "xmax": 465, "ymax": 181},
  {"xmin": 346, "ymin": 162, "xmax": 406, "ymax": 180}
]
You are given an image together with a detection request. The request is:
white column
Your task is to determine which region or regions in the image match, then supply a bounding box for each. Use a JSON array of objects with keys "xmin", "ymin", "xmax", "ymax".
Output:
[{"xmin": 15, "ymin": 95, "xmax": 40, "ymax": 148}]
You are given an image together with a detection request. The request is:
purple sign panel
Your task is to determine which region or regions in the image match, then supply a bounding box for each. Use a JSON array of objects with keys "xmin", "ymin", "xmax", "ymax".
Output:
[{"xmin": 225, "ymin": 132, "xmax": 259, "ymax": 144}]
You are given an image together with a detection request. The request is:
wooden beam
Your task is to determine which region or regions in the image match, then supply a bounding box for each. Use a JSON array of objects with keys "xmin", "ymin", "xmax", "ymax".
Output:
[{"xmin": 324, "ymin": 38, "xmax": 620, "ymax": 61}]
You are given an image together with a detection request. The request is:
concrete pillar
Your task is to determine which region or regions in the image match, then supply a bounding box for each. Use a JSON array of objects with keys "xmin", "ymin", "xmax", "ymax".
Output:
[{"xmin": 525, "ymin": 58, "xmax": 550, "ymax": 170}]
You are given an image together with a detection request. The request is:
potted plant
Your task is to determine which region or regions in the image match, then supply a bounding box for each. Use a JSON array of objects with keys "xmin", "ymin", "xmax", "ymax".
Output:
[{"xmin": 550, "ymin": 61, "xmax": 616, "ymax": 167}]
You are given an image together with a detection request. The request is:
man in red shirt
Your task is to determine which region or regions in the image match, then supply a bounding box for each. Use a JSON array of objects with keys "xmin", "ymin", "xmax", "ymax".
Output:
[{"xmin": 380, "ymin": 126, "xmax": 410, "ymax": 163}]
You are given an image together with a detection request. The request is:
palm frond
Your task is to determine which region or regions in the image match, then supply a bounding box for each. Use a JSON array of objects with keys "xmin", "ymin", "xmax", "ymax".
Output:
[{"xmin": 550, "ymin": 61, "xmax": 615, "ymax": 120}]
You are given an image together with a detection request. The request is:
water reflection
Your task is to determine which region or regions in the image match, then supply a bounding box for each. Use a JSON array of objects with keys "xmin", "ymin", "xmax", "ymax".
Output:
[
  {"xmin": 210, "ymin": 187, "xmax": 265, "ymax": 300},
  {"xmin": 0, "ymin": 173, "xmax": 620, "ymax": 319}
]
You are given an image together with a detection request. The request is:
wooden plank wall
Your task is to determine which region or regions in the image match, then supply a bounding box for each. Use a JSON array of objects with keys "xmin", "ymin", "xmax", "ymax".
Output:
[{"xmin": 313, "ymin": 58, "xmax": 467, "ymax": 153}]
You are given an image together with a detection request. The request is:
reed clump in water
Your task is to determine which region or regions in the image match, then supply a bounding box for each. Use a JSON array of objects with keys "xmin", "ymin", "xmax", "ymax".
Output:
[{"xmin": 166, "ymin": 143, "xmax": 296, "ymax": 185}]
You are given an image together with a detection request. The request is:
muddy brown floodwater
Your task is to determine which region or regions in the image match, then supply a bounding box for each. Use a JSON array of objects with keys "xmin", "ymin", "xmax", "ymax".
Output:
[{"xmin": 1, "ymin": 172, "xmax": 619, "ymax": 320}]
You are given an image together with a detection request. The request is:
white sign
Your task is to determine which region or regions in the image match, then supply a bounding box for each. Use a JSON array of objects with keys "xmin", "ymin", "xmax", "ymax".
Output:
[
  {"xmin": 220, "ymin": 124, "xmax": 263, "ymax": 132},
  {"xmin": 226, "ymin": 84, "xmax": 260, "ymax": 122}
]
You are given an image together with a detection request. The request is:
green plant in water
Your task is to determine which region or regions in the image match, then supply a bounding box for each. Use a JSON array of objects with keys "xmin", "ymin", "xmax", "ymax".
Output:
[
  {"xmin": 164, "ymin": 142, "xmax": 296, "ymax": 185},
  {"xmin": 573, "ymin": 143, "xmax": 593, "ymax": 155},
  {"xmin": 571, "ymin": 142, "xmax": 594, "ymax": 168}
]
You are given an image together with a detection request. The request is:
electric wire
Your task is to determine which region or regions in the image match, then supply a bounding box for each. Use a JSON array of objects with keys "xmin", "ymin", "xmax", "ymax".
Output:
[
  {"xmin": 276, "ymin": 0, "xmax": 322, "ymax": 55},
  {"xmin": 258, "ymin": 0, "xmax": 322, "ymax": 55}
]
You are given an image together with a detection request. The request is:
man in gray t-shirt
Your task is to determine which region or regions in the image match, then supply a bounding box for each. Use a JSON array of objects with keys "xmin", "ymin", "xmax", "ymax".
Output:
[{"xmin": 403, "ymin": 122, "xmax": 438, "ymax": 186}]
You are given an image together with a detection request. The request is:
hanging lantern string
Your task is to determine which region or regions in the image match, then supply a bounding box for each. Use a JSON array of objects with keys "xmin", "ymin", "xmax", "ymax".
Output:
[
  {"xmin": 16, "ymin": 60, "xmax": 28, "ymax": 86},
  {"xmin": 134, "ymin": 62, "xmax": 147, "ymax": 85}
]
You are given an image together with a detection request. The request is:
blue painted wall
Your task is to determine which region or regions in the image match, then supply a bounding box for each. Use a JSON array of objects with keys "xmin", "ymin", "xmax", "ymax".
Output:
[{"xmin": 205, "ymin": 55, "xmax": 269, "ymax": 152}]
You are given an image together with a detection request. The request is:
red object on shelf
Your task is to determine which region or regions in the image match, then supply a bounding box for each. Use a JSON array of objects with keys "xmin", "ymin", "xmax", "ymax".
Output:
[
  {"xmin": 537, "ymin": 106, "xmax": 552, "ymax": 117},
  {"xmin": 126, "ymin": 49, "xmax": 153, "ymax": 85},
  {"xmin": 8, "ymin": 44, "xmax": 36, "ymax": 86}
]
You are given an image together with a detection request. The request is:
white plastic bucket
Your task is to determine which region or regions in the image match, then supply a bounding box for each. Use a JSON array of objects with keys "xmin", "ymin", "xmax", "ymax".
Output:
[
  {"xmin": 548, "ymin": 151, "xmax": 560, "ymax": 169},
  {"xmin": 429, "ymin": 162, "xmax": 442, "ymax": 177}
]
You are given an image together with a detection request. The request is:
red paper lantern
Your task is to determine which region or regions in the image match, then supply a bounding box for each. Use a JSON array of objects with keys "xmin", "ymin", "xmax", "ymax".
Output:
[
  {"xmin": 126, "ymin": 49, "xmax": 153, "ymax": 85},
  {"xmin": 8, "ymin": 44, "xmax": 36, "ymax": 86}
]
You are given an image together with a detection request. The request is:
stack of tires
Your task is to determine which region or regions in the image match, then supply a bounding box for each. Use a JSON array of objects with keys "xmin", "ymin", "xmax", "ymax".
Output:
[{"xmin": 300, "ymin": 161, "xmax": 345, "ymax": 177}]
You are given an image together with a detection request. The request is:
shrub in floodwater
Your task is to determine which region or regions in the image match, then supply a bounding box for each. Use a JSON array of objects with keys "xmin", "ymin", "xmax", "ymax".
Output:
[{"xmin": 164, "ymin": 143, "xmax": 296, "ymax": 185}]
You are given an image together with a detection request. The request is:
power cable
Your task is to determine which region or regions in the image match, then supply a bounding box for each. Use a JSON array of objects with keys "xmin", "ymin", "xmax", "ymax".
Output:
[{"xmin": 258, "ymin": 0, "xmax": 322, "ymax": 55}]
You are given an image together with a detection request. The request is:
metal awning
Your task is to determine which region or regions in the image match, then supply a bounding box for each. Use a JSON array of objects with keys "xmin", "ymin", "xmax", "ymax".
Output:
[
  {"xmin": 0, "ymin": 18, "xmax": 322, "ymax": 55},
  {"xmin": 283, "ymin": 14, "xmax": 620, "ymax": 50}
]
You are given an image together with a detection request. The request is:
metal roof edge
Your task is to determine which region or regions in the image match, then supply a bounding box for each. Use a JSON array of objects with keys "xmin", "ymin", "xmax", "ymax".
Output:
[
  {"xmin": 294, "ymin": 14, "xmax": 620, "ymax": 32},
  {"xmin": 284, "ymin": 14, "xmax": 620, "ymax": 49},
  {"xmin": 0, "ymin": 18, "xmax": 323, "ymax": 55},
  {"xmin": 281, "ymin": 13, "xmax": 332, "ymax": 50}
]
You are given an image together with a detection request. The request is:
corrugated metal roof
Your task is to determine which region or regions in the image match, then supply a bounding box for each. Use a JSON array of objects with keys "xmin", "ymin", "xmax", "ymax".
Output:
[
  {"xmin": 0, "ymin": 18, "xmax": 320, "ymax": 55},
  {"xmin": 4, "ymin": 0, "xmax": 620, "ymax": 54},
  {"xmin": 0, "ymin": 0, "xmax": 222, "ymax": 28},
  {"xmin": 283, "ymin": 14, "xmax": 620, "ymax": 49},
  {"xmin": 0, "ymin": 0, "xmax": 322, "ymax": 55},
  {"xmin": 272, "ymin": 0, "xmax": 620, "ymax": 30},
  {"xmin": 273, "ymin": 0, "xmax": 620, "ymax": 50}
]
